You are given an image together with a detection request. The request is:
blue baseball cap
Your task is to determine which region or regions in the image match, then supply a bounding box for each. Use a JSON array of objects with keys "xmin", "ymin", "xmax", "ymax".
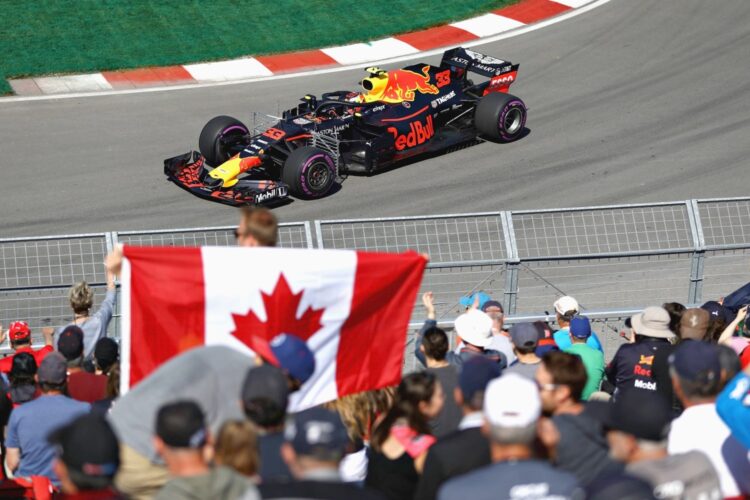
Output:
[
  {"xmin": 270, "ymin": 334, "xmax": 316, "ymax": 384},
  {"xmin": 459, "ymin": 356, "xmax": 502, "ymax": 404},
  {"xmin": 668, "ymin": 340, "xmax": 721, "ymax": 384},
  {"xmin": 459, "ymin": 292, "xmax": 492, "ymax": 309},
  {"xmin": 570, "ymin": 317, "xmax": 592, "ymax": 339}
]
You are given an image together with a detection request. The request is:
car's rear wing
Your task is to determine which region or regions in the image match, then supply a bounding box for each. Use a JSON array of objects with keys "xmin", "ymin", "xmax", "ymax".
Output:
[{"xmin": 440, "ymin": 47, "xmax": 518, "ymax": 78}]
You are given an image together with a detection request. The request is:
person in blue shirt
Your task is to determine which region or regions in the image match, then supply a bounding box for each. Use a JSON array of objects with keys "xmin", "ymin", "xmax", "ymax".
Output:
[
  {"xmin": 5, "ymin": 353, "xmax": 90, "ymax": 487},
  {"xmin": 716, "ymin": 363, "xmax": 750, "ymax": 449},
  {"xmin": 552, "ymin": 295, "xmax": 604, "ymax": 353}
]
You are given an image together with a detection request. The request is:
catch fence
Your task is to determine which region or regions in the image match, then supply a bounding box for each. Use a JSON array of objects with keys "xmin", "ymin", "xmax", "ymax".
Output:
[{"xmin": 2, "ymin": 197, "xmax": 749, "ymax": 366}]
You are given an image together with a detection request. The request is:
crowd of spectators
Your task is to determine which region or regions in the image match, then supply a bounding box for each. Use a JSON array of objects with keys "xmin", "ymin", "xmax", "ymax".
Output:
[{"xmin": 0, "ymin": 205, "xmax": 749, "ymax": 499}]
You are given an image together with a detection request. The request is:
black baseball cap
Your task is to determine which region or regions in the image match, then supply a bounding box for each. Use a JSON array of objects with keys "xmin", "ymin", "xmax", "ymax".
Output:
[
  {"xmin": 58, "ymin": 325, "xmax": 84, "ymax": 360},
  {"xmin": 587, "ymin": 389, "xmax": 672, "ymax": 441},
  {"xmin": 285, "ymin": 407, "xmax": 350, "ymax": 459},
  {"xmin": 241, "ymin": 364, "xmax": 289, "ymax": 413},
  {"xmin": 155, "ymin": 400, "xmax": 208, "ymax": 449},
  {"xmin": 94, "ymin": 338, "xmax": 119, "ymax": 371},
  {"xmin": 48, "ymin": 413, "xmax": 119, "ymax": 478}
]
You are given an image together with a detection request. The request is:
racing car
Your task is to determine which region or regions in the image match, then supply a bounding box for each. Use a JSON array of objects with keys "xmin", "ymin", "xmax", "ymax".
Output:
[{"xmin": 164, "ymin": 47, "xmax": 527, "ymax": 206}]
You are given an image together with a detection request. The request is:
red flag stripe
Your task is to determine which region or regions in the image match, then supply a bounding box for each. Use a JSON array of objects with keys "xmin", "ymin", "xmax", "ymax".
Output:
[
  {"xmin": 336, "ymin": 252, "xmax": 427, "ymax": 396},
  {"xmin": 124, "ymin": 246, "xmax": 206, "ymax": 387}
]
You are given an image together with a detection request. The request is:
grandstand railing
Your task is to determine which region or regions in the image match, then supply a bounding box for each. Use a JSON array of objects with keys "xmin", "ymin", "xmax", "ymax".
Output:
[{"xmin": 3, "ymin": 197, "xmax": 750, "ymax": 363}]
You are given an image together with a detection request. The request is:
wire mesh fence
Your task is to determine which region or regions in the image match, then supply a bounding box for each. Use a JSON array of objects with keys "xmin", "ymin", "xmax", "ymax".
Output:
[
  {"xmin": 2, "ymin": 197, "xmax": 750, "ymax": 362},
  {"xmin": 315, "ymin": 213, "xmax": 507, "ymax": 264}
]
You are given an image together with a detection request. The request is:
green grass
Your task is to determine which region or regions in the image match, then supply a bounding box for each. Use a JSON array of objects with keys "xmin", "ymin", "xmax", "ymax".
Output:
[{"xmin": 0, "ymin": 0, "xmax": 518, "ymax": 95}]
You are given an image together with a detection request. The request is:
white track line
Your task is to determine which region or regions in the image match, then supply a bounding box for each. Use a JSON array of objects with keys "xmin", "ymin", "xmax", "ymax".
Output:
[{"xmin": 0, "ymin": 0, "xmax": 612, "ymax": 103}]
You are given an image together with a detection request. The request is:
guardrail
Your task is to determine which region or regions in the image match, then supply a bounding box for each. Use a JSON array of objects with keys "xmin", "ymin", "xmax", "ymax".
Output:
[{"xmin": 2, "ymin": 197, "xmax": 749, "ymax": 359}]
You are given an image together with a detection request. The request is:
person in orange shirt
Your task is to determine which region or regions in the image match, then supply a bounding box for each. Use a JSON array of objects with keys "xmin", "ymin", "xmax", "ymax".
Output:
[{"xmin": 0, "ymin": 321, "xmax": 54, "ymax": 373}]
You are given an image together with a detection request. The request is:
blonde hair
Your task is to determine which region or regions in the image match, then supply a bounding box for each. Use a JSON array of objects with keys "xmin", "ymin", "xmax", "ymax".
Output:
[
  {"xmin": 214, "ymin": 420, "xmax": 260, "ymax": 477},
  {"xmin": 69, "ymin": 281, "xmax": 94, "ymax": 314},
  {"xmin": 325, "ymin": 386, "xmax": 396, "ymax": 442}
]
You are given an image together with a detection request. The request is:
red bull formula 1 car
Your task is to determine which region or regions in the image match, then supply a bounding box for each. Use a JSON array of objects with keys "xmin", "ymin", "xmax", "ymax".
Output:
[{"xmin": 164, "ymin": 47, "xmax": 527, "ymax": 206}]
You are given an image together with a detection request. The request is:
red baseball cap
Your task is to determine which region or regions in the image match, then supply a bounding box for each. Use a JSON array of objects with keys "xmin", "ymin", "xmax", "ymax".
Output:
[{"xmin": 9, "ymin": 321, "xmax": 31, "ymax": 341}]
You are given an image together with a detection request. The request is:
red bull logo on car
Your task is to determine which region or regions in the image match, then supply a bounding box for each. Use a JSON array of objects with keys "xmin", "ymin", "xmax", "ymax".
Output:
[
  {"xmin": 361, "ymin": 66, "xmax": 439, "ymax": 104},
  {"xmin": 388, "ymin": 115, "xmax": 434, "ymax": 151}
]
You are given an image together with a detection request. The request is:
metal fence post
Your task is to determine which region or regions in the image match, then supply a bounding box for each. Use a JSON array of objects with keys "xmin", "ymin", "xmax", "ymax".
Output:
[
  {"xmin": 686, "ymin": 199, "xmax": 706, "ymax": 304},
  {"xmin": 501, "ymin": 211, "xmax": 520, "ymax": 314}
]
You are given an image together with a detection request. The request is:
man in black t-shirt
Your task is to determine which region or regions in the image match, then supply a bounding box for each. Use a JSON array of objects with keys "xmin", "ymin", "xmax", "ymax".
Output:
[{"xmin": 606, "ymin": 307, "xmax": 676, "ymax": 399}]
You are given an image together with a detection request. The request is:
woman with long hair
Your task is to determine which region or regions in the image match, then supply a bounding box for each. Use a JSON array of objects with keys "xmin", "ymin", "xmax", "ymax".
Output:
[{"xmin": 365, "ymin": 372, "xmax": 444, "ymax": 500}]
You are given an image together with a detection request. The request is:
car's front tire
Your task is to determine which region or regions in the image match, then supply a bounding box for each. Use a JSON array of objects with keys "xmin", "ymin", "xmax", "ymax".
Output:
[
  {"xmin": 199, "ymin": 115, "xmax": 249, "ymax": 166},
  {"xmin": 474, "ymin": 92, "xmax": 526, "ymax": 142},
  {"xmin": 282, "ymin": 146, "xmax": 336, "ymax": 199}
]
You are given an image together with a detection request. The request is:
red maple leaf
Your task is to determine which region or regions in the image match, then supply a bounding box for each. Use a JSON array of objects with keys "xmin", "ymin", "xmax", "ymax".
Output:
[{"xmin": 231, "ymin": 273, "xmax": 324, "ymax": 359}]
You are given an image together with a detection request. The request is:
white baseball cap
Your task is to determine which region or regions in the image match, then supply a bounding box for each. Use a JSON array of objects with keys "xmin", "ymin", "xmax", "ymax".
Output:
[
  {"xmin": 553, "ymin": 296, "xmax": 579, "ymax": 315},
  {"xmin": 454, "ymin": 309, "xmax": 493, "ymax": 348},
  {"xmin": 484, "ymin": 373, "xmax": 541, "ymax": 428}
]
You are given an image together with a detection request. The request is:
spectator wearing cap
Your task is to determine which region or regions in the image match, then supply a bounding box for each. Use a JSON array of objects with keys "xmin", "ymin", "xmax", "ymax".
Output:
[
  {"xmin": 701, "ymin": 300, "xmax": 734, "ymax": 344},
  {"xmin": 261, "ymin": 407, "xmax": 384, "ymax": 500},
  {"xmin": 653, "ymin": 307, "xmax": 712, "ymax": 416},
  {"xmin": 264, "ymin": 333, "xmax": 316, "ymax": 392},
  {"xmin": 418, "ymin": 326, "xmax": 462, "ymax": 438},
  {"xmin": 154, "ymin": 401, "xmax": 259, "ymax": 500},
  {"xmin": 552, "ymin": 296, "xmax": 604, "ymax": 353},
  {"xmin": 564, "ymin": 317, "xmax": 605, "ymax": 400},
  {"xmin": 483, "ymin": 299, "xmax": 517, "ymax": 366},
  {"xmin": 94, "ymin": 337, "xmax": 119, "ymax": 376},
  {"xmin": 5, "ymin": 352, "xmax": 90, "ymax": 487},
  {"xmin": 504, "ymin": 322, "xmax": 543, "ymax": 380},
  {"xmin": 438, "ymin": 373, "xmax": 578, "ymax": 500},
  {"xmin": 48, "ymin": 413, "xmax": 122, "ymax": 498},
  {"xmin": 716, "ymin": 361, "xmax": 750, "ymax": 450},
  {"xmin": 91, "ymin": 338, "xmax": 120, "ymax": 414},
  {"xmin": 667, "ymin": 341, "xmax": 750, "ymax": 497},
  {"xmin": 0, "ymin": 320, "xmax": 54, "ymax": 373},
  {"xmin": 110, "ymin": 346, "xmax": 255, "ymax": 500},
  {"xmin": 366, "ymin": 372, "xmax": 444, "ymax": 500},
  {"xmin": 241, "ymin": 363, "xmax": 293, "ymax": 483},
  {"xmin": 416, "ymin": 292, "xmax": 507, "ymax": 371},
  {"xmin": 415, "ymin": 357, "xmax": 500, "ymax": 500},
  {"xmin": 55, "ymin": 266, "xmax": 117, "ymax": 362},
  {"xmin": 606, "ymin": 306, "xmax": 675, "ymax": 398},
  {"xmin": 535, "ymin": 351, "xmax": 621, "ymax": 486},
  {"xmin": 680, "ymin": 308, "xmax": 711, "ymax": 342},
  {"xmin": 58, "ymin": 325, "xmax": 107, "ymax": 403},
  {"xmin": 589, "ymin": 389, "xmax": 722, "ymax": 500}
]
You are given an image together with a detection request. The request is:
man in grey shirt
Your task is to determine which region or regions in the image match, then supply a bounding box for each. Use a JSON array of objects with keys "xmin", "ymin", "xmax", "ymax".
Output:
[{"xmin": 504, "ymin": 323, "xmax": 542, "ymax": 380}]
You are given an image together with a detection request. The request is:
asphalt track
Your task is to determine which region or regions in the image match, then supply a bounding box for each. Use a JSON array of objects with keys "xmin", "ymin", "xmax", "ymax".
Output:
[{"xmin": 1, "ymin": 0, "xmax": 749, "ymax": 237}]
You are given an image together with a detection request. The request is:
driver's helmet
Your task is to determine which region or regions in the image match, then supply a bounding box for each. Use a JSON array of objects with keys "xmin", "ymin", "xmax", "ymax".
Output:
[{"xmin": 358, "ymin": 67, "xmax": 390, "ymax": 103}]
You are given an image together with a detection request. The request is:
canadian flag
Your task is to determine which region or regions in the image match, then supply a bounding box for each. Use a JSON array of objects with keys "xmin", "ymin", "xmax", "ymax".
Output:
[{"xmin": 120, "ymin": 246, "xmax": 426, "ymax": 410}]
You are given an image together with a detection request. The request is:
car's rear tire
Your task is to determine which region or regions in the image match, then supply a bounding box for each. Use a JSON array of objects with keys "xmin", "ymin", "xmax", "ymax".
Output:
[
  {"xmin": 282, "ymin": 146, "xmax": 336, "ymax": 199},
  {"xmin": 199, "ymin": 115, "xmax": 249, "ymax": 166},
  {"xmin": 474, "ymin": 92, "xmax": 526, "ymax": 142}
]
